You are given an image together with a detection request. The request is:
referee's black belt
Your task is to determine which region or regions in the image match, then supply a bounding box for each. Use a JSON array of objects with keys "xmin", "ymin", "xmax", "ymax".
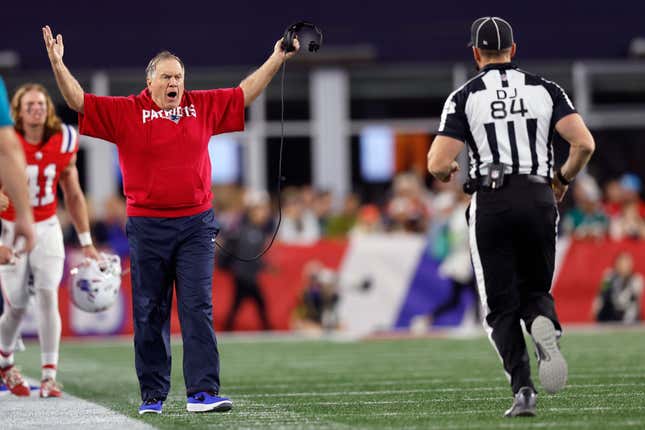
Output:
[{"xmin": 463, "ymin": 174, "xmax": 551, "ymax": 194}]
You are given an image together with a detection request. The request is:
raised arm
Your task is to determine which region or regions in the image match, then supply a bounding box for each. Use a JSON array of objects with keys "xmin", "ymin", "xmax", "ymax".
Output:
[
  {"xmin": 42, "ymin": 25, "xmax": 85, "ymax": 113},
  {"xmin": 239, "ymin": 38, "xmax": 300, "ymax": 107}
]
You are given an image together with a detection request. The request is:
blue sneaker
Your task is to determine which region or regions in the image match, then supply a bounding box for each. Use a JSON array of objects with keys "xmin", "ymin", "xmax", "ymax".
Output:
[
  {"xmin": 186, "ymin": 391, "xmax": 233, "ymax": 413},
  {"xmin": 0, "ymin": 382, "xmax": 9, "ymax": 396},
  {"xmin": 138, "ymin": 398, "xmax": 163, "ymax": 415}
]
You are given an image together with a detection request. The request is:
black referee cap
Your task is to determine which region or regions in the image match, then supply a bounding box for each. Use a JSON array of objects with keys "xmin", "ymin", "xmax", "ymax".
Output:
[{"xmin": 469, "ymin": 17, "xmax": 514, "ymax": 51}]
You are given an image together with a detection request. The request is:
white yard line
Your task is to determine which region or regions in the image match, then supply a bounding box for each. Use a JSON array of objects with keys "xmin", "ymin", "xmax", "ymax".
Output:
[
  {"xmin": 227, "ymin": 371, "xmax": 645, "ymax": 390},
  {"xmin": 232, "ymin": 382, "xmax": 645, "ymax": 398},
  {"xmin": 1, "ymin": 379, "xmax": 155, "ymax": 430},
  {"xmin": 238, "ymin": 391, "xmax": 645, "ymax": 408},
  {"xmin": 289, "ymin": 406, "xmax": 645, "ymax": 418},
  {"xmin": 401, "ymin": 420, "xmax": 645, "ymax": 430}
]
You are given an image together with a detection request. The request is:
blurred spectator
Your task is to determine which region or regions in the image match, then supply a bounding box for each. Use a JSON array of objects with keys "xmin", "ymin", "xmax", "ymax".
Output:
[
  {"xmin": 619, "ymin": 173, "xmax": 645, "ymax": 217},
  {"xmin": 221, "ymin": 189, "xmax": 273, "ymax": 331},
  {"xmin": 603, "ymin": 179, "xmax": 624, "ymax": 218},
  {"xmin": 352, "ymin": 204, "xmax": 383, "ymax": 234},
  {"xmin": 609, "ymin": 201, "xmax": 645, "ymax": 240},
  {"xmin": 608, "ymin": 173, "xmax": 645, "ymax": 240},
  {"xmin": 384, "ymin": 172, "xmax": 430, "ymax": 233},
  {"xmin": 313, "ymin": 189, "xmax": 333, "ymax": 232},
  {"xmin": 292, "ymin": 260, "xmax": 340, "ymax": 331},
  {"xmin": 300, "ymin": 185, "xmax": 316, "ymax": 208},
  {"xmin": 604, "ymin": 174, "xmax": 645, "ymax": 219},
  {"xmin": 278, "ymin": 187, "xmax": 321, "ymax": 245},
  {"xmin": 427, "ymin": 184, "xmax": 457, "ymax": 259},
  {"xmin": 325, "ymin": 193, "xmax": 361, "ymax": 237},
  {"xmin": 212, "ymin": 184, "xmax": 245, "ymax": 232},
  {"xmin": 432, "ymin": 191, "xmax": 479, "ymax": 324},
  {"xmin": 592, "ymin": 252, "xmax": 643, "ymax": 323},
  {"xmin": 562, "ymin": 175, "xmax": 608, "ymax": 239}
]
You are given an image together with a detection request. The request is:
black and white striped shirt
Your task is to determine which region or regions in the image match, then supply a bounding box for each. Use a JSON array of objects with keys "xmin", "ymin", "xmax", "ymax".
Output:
[{"xmin": 437, "ymin": 63, "xmax": 576, "ymax": 180}]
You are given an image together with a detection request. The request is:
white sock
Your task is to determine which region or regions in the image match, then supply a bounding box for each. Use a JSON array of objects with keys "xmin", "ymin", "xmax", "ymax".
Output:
[
  {"xmin": 0, "ymin": 305, "xmax": 26, "ymax": 365},
  {"xmin": 36, "ymin": 289, "xmax": 61, "ymax": 378},
  {"xmin": 42, "ymin": 361, "xmax": 57, "ymax": 380},
  {"xmin": 0, "ymin": 349, "xmax": 14, "ymax": 369}
]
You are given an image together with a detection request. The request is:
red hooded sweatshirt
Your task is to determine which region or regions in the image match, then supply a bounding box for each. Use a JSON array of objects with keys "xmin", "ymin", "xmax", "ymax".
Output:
[{"xmin": 79, "ymin": 87, "xmax": 244, "ymax": 217}]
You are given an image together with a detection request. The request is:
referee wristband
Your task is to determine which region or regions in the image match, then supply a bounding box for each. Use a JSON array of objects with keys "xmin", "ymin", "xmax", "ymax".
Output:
[
  {"xmin": 556, "ymin": 169, "xmax": 572, "ymax": 186},
  {"xmin": 78, "ymin": 232, "xmax": 93, "ymax": 247}
]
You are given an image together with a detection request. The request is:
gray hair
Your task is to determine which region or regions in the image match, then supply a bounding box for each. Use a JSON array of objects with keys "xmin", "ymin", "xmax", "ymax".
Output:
[{"xmin": 145, "ymin": 51, "xmax": 185, "ymax": 79}]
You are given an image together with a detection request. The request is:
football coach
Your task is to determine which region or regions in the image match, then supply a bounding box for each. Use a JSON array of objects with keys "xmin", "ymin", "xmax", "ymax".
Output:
[{"xmin": 43, "ymin": 25, "xmax": 299, "ymax": 414}]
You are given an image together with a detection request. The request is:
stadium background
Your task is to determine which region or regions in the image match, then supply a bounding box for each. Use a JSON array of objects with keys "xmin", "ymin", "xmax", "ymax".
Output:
[
  {"xmin": 1, "ymin": 2, "xmax": 645, "ymax": 428},
  {"xmin": 2, "ymin": 0, "xmax": 645, "ymax": 335}
]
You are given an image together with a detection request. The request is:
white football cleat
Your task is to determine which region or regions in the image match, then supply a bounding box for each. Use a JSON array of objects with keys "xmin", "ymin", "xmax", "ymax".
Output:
[{"xmin": 531, "ymin": 316, "xmax": 567, "ymax": 394}]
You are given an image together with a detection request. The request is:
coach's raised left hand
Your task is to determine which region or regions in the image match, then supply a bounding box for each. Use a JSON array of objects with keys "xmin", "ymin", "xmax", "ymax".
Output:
[{"xmin": 274, "ymin": 37, "xmax": 300, "ymax": 61}]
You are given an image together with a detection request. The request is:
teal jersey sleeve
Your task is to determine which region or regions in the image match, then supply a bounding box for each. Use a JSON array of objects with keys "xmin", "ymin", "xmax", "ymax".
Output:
[{"xmin": 0, "ymin": 77, "xmax": 13, "ymax": 127}]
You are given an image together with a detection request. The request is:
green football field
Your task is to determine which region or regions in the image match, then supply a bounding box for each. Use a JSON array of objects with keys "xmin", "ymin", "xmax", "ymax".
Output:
[{"xmin": 13, "ymin": 327, "xmax": 645, "ymax": 429}]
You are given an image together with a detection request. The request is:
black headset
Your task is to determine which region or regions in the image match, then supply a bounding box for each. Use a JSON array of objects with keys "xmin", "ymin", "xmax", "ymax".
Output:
[
  {"xmin": 215, "ymin": 22, "xmax": 322, "ymax": 263},
  {"xmin": 281, "ymin": 22, "xmax": 323, "ymax": 53}
]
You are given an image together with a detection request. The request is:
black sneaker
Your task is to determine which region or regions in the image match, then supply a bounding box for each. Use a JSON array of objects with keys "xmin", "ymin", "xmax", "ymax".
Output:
[
  {"xmin": 504, "ymin": 386, "xmax": 537, "ymax": 417},
  {"xmin": 531, "ymin": 315, "xmax": 568, "ymax": 394}
]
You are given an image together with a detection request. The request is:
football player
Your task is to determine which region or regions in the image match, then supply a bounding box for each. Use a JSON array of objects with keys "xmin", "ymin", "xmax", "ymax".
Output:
[{"xmin": 0, "ymin": 83, "xmax": 99, "ymax": 398}]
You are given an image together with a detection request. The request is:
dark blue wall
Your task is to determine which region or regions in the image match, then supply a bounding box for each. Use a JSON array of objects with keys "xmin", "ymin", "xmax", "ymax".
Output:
[{"xmin": 3, "ymin": 0, "xmax": 644, "ymax": 70}]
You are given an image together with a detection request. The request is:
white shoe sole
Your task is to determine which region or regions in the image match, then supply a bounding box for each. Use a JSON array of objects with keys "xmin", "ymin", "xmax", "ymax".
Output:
[
  {"xmin": 186, "ymin": 399, "xmax": 233, "ymax": 413},
  {"xmin": 138, "ymin": 408, "xmax": 162, "ymax": 415},
  {"xmin": 504, "ymin": 408, "xmax": 536, "ymax": 418},
  {"xmin": 532, "ymin": 316, "xmax": 567, "ymax": 394}
]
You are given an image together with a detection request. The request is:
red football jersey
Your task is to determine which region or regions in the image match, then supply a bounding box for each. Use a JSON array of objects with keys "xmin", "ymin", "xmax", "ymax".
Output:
[
  {"xmin": 78, "ymin": 87, "xmax": 244, "ymax": 218},
  {"xmin": 1, "ymin": 124, "xmax": 78, "ymax": 222}
]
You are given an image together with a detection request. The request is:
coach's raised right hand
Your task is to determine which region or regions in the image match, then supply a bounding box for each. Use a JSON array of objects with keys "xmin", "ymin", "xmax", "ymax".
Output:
[
  {"xmin": 43, "ymin": 25, "xmax": 65, "ymax": 65},
  {"xmin": 41, "ymin": 25, "xmax": 85, "ymax": 113}
]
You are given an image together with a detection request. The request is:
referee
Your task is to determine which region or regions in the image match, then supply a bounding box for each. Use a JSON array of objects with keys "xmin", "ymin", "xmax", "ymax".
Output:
[{"xmin": 428, "ymin": 17, "xmax": 595, "ymax": 417}]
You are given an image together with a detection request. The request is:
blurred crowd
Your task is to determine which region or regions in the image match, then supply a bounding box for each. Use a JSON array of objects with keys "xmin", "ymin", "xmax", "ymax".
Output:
[
  {"xmin": 56, "ymin": 170, "xmax": 644, "ymax": 329},
  {"xmin": 209, "ymin": 172, "xmax": 467, "ymax": 244},
  {"xmin": 59, "ymin": 170, "xmax": 645, "ymax": 251},
  {"xmin": 562, "ymin": 172, "xmax": 645, "ymax": 241}
]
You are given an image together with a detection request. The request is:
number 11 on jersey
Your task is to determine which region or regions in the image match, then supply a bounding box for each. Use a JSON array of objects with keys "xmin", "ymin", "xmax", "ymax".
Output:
[{"xmin": 26, "ymin": 164, "xmax": 56, "ymax": 207}]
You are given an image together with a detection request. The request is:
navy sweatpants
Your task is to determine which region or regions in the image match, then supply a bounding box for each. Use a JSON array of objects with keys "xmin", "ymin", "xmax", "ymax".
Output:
[{"xmin": 126, "ymin": 208, "xmax": 221, "ymax": 401}]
